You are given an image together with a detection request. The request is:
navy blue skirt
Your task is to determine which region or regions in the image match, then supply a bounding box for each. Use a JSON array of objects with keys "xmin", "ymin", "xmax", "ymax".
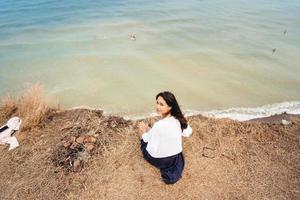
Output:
[{"xmin": 140, "ymin": 139, "xmax": 185, "ymax": 184}]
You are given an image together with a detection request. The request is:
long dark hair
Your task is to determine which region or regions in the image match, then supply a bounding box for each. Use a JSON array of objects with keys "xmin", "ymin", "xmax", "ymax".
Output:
[{"xmin": 156, "ymin": 91, "xmax": 188, "ymax": 131}]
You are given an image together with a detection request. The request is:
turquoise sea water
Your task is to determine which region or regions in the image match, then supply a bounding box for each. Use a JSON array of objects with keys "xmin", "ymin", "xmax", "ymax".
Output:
[{"xmin": 0, "ymin": 0, "xmax": 300, "ymax": 117}]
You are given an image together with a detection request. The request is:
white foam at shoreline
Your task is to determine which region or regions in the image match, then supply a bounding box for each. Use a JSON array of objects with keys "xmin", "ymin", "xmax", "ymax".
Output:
[{"xmin": 123, "ymin": 101, "xmax": 300, "ymax": 121}]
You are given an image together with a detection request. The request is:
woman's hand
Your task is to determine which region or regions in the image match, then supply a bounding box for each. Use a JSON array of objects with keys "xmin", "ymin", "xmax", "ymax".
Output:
[{"xmin": 137, "ymin": 121, "xmax": 150, "ymax": 139}]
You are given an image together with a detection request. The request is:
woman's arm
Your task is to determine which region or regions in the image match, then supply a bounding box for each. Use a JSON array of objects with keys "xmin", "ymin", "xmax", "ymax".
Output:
[{"xmin": 137, "ymin": 121, "xmax": 150, "ymax": 139}]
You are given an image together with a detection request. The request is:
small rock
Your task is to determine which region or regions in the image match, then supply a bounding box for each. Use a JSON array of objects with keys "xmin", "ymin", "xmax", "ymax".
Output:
[
  {"xmin": 62, "ymin": 141, "xmax": 72, "ymax": 148},
  {"xmin": 76, "ymin": 136, "xmax": 85, "ymax": 144},
  {"xmin": 87, "ymin": 131, "xmax": 95, "ymax": 135},
  {"xmin": 70, "ymin": 142, "xmax": 78, "ymax": 149},
  {"xmin": 85, "ymin": 143, "xmax": 95, "ymax": 152},
  {"xmin": 78, "ymin": 151, "xmax": 91, "ymax": 162},
  {"xmin": 281, "ymin": 119, "xmax": 290, "ymax": 125},
  {"xmin": 111, "ymin": 122, "xmax": 117, "ymax": 128},
  {"xmin": 84, "ymin": 136, "xmax": 97, "ymax": 144},
  {"xmin": 70, "ymin": 136, "xmax": 76, "ymax": 142},
  {"xmin": 73, "ymin": 159, "xmax": 81, "ymax": 172},
  {"xmin": 94, "ymin": 109, "xmax": 103, "ymax": 116}
]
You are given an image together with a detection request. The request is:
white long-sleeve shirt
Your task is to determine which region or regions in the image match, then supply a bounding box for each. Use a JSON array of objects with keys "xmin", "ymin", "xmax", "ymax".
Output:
[
  {"xmin": 0, "ymin": 117, "xmax": 22, "ymax": 150},
  {"xmin": 142, "ymin": 116, "xmax": 192, "ymax": 158}
]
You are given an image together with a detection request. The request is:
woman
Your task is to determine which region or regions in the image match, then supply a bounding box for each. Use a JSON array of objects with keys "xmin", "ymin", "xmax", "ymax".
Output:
[{"xmin": 138, "ymin": 91, "xmax": 192, "ymax": 184}]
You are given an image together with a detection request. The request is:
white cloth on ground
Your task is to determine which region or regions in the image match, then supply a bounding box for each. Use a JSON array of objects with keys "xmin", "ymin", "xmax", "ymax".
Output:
[{"xmin": 0, "ymin": 117, "xmax": 22, "ymax": 150}]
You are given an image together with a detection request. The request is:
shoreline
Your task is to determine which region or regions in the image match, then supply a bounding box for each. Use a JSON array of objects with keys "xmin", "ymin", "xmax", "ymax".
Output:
[{"xmin": 67, "ymin": 101, "xmax": 300, "ymax": 123}]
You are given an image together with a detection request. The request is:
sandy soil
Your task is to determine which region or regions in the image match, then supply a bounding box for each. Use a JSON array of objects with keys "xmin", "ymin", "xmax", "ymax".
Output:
[{"xmin": 0, "ymin": 105, "xmax": 299, "ymax": 200}]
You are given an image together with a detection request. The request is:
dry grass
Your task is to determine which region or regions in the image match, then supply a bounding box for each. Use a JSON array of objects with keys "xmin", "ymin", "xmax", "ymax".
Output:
[
  {"xmin": 0, "ymin": 95, "xmax": 18, "ymax": 121},
  {"xmin": 17, "ymin": 84, "xmax": 48, "ymax": 131},
  {"xmin": 69, "ymin": 116, "xmax": 300, "ymax": 200},
  {"xmin": 0, "ymin": 84, "xmax": 48, "ymax": 132},
  {"xmin": 0, "ymin": 89, "xmax": 299, "ymax": 200}
]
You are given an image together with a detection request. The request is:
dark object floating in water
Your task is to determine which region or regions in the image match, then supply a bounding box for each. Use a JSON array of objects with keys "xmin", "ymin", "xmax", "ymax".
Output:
[
  {"xmin": 283, "ymin": 29, "xmax": 287, "ymax": 35},
  {"xmin": 272, "ymin": 48, "xmax": 277, "ymax": 54},
  {"xmin": 129, "ymin": 34, "xmax": 136, "ymax": 41}
]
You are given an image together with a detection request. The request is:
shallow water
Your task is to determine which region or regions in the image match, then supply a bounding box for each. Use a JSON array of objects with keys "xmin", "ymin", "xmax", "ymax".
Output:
[{"xmin": 0, "ymin": 0, "xmax": 300, "ymax": 116}]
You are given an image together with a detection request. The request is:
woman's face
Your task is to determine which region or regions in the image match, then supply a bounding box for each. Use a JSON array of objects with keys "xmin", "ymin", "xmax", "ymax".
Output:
[{"xmin": 156, "ymin": 96, "xmax": 171, "ymax": 117}]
